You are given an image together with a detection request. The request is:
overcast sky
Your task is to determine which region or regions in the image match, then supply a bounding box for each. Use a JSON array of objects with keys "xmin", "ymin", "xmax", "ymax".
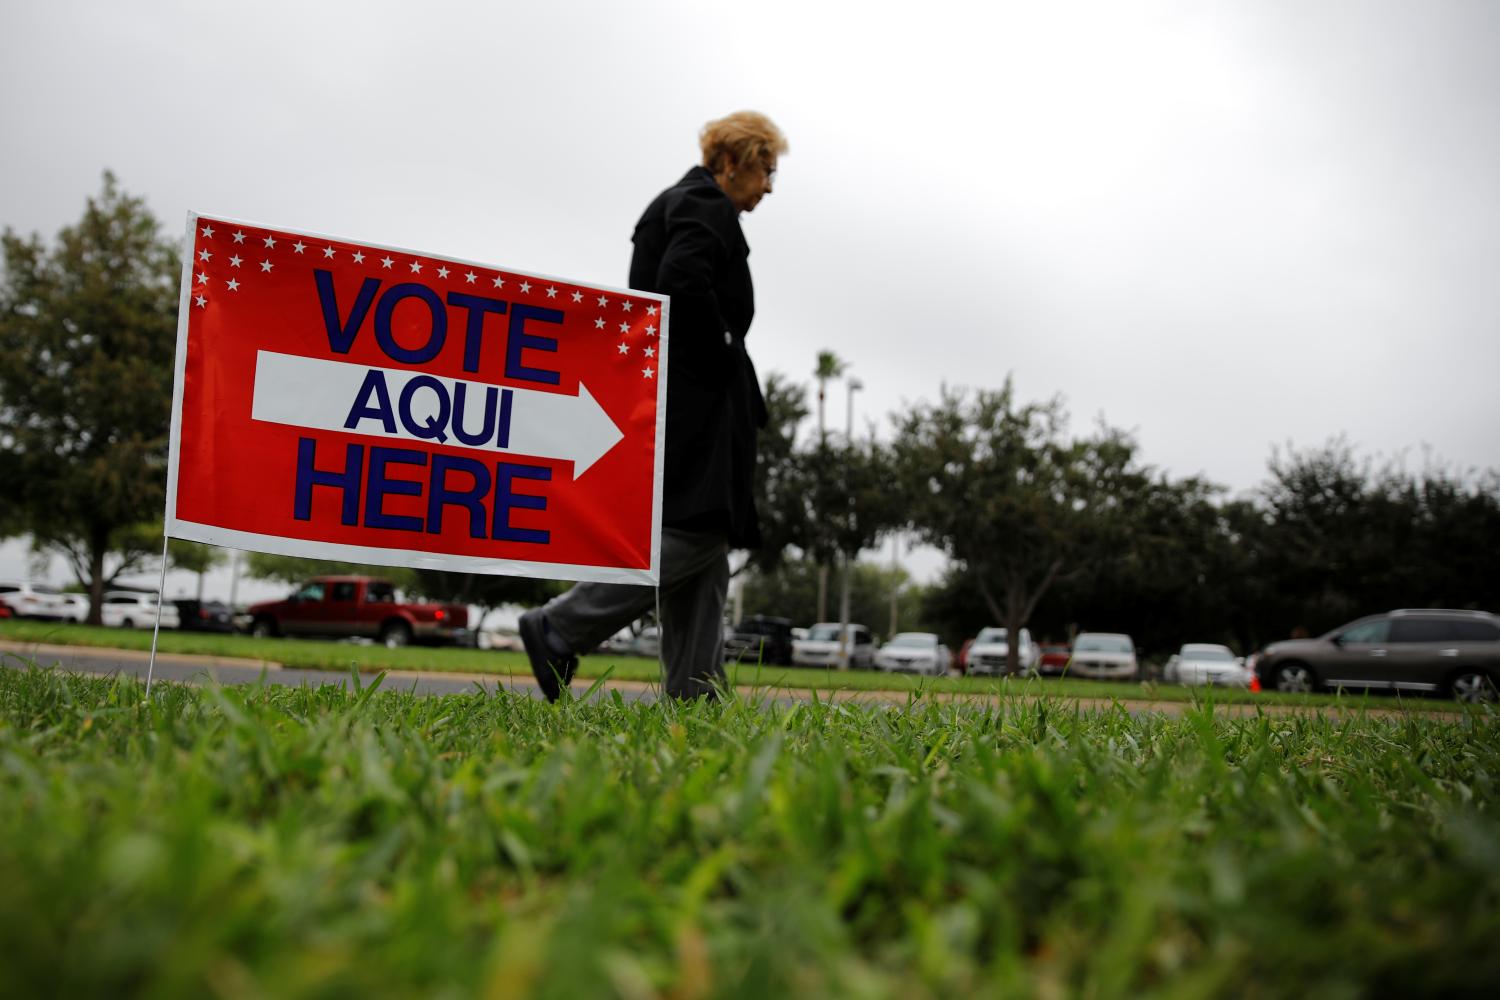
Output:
[{"xmin": 3, "ymin": 0, "xmax": 1498, "ymax": 599}]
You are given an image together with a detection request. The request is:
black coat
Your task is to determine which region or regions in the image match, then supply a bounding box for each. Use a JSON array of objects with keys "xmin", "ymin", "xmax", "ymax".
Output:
[{"xmin": 630, "ymin": 166, "xmax": 768, "ymax": 548}]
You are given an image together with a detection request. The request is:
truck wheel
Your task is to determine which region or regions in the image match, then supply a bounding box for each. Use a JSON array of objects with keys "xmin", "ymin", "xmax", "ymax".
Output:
[
  {"xmin": 381, "ymin": 621, "xmax": 412, "ymax": 649},
  {"xmin": 250, "ymin": 618, "xmax": 277, "ymax": 639}
]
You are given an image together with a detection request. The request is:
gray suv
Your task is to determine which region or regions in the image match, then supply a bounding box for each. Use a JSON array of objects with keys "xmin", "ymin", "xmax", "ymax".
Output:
[{"xmin": 1253, "ymin": 609, "xmax": 1500, "ymax": 702}]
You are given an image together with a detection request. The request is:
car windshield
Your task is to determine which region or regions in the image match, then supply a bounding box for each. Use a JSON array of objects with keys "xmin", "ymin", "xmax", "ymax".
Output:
[
  {"xmin": 889, "ymin": 633, "xmax": 936, "ymax": 648},
  {"xmin": 34, "ymin": 584, "xmax": 62, "ymax": 595},
  {"xmin": 1075, "ymin": 635, "xmax": 1132, "ymax": 653},
  {"xmin": 1181, "ymin": 645, "xmax": 1235, "ymax": 661},
  {"xmin": 806, "ymin": 624, "xmax": 842, "ymax": 641},
  {"xmin": 975, "ymin": 628, "xmax": 1008, "ymax": 643}
]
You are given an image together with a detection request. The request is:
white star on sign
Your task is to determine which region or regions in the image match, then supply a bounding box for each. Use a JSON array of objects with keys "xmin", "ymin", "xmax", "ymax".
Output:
[
  {"xmin": 323, "ymin": 247, "xmax": 336, "ymax": 259},
  {"xmin": 571, "ymin": 290, "xmax": 582, "ymax": 303},
  {"xmin": 232, "ymin": 231, "xmax": 246, "ymax": 244},
  {"xmin": 229, "ymin": 255, "xmax": 242, "ymax": 268},
  {"xmin": 293, "ymin": 241, "xmax": 306, "ymax": 254},
  {"xmin": 409, "ymin": 261, "xmax": 423, "ymax": 273},
  {"xmin": 263, "ymin": 235, "xmax": 277, "ymax": 248},
  {"xmin": 519, "ymin": 281, "xmax": 532, "ymax": 293},
  {"xmin": 352, "ymin": 251, "xmax": 365, "ymax": 264},
  {"xmin": 260, "ymin": 260, "xmax": 273, "ymax": 272},
  {"xmin": 196, "ymin": 271, "xmax": 207, "ymax": 284},
  {"xmin": 647, "ymin": 304, "xmax": 658, "ymax": 316},
  {"xmin": 194, "ymin": 295, "xmax": 207, "ymax": 308},
  {"xmin": 622, "ymin": 300, "xmax": 632, "ymax": 312},
  {"xmin": 617, "ymin": 342, "xmax": 629, "ymax": 354},
  {"xmin": 198, "ymin": 249, "xmax": 212, "ymax": 262},
  {"xmin": 642, "ymin": 366, "xmax": 654, "ymax": 378},
  {"xmin": 618, "ymin": 321, "xmax": 630, "ymax": 333},
  {"xmin": 643, "ymin": 345, "xmax": 655, "ymax": 358},
  {"xmin": 381, "ymin": 256, "xmax": 395, "ymax": 269},
  {"xmin": 546, "ymin": 286, "xmax": 557, "ymax": 298},
  {"xmin": 645, "ymin": 324, "xmax": 656, "ymax": 337},
  {"xmin": 596, "ymin": 295, "xmax": 608, "ymax": 307},
  {"xmin": 200, "ymin": 224, "xmax": 215, "ymax": 238},
  {"xmin": 492, "ymin": 275, "xmax": 505, "ymax": 288},
  {"xmin": 437, "ymin": 266, "xmax": 450, "ymax": 278},
  {"xmin": 465, "ymin": 271, "xmax": 477, "ymax": 283},
  {"xmin": 594, "ymin": 318, "xmax": 605, "ymax": 329},
  {"xmin": 226, "ymin": 278, "xmax": 240, "ymax": 291}
]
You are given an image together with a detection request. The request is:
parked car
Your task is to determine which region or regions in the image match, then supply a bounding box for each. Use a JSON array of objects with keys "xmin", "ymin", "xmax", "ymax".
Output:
[
  {"xmin": 475, "ymin": 627, "xmax": 524, "ymax": 652},
  {"xmin": 1164, "ymin": 643, "xmax": 1252, "ymax": 687},
  {"xmin": 966, "ymin": 627, "xmax": 1038, "ymax": 676},
  {"xmin": 631, "ymin": 626, "xmax": 661, "ymax": 658},
  {"xmin": 1252, "ymin": 609, "xmax": 1500, "ymax": 702},
  {"xmin": 1066, "ymin": 633, "xmax": 1139, "ymax": 681},
  {"xmin": 0, "ymin": 581, "xmax": 68, "ymax": 619},
  {"xmin": 792, "ymin": 622, "xmax": 876, "ymax": 669},
  {"xmin": 873, "ymin": 632, "xmax": 952, "ymax": 675},
  {"xmin": 100, "ymin": 591, "xmax": 180, "ymax": 630},
  {"xmin": 49, "ymin": 593, "xmax": 90, "ymax": 623},
  {"xmin": 600, "ymin": 625, "xmax": 661, "ymax": 659},
  {"xmin": 173, "ymin": 599, "xmax": 236, "ymax": 633},
  {"xmin": 1036, "ymin": 642, "xmax": 1072, "ymax": 675},
  {"xmin": 725, "ymin": 615, "xmax": 795, "ymax": 665},
  {"xmin": 246, "ymin": 576, "xmax": 468, "ymax": 647}
]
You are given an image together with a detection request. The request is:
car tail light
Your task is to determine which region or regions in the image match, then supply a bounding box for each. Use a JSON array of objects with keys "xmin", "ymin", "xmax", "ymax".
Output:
[
  {"xmin": 199, "ymin": 609, "xmax": 211, "ymax": 620},
  {"xmin": 435, "ymin": 609, "xmax": 446, "ymax": 621}
]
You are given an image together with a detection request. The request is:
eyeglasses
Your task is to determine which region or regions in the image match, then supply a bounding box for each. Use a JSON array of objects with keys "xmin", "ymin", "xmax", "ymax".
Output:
[{"xmin": 760, "ymin": 161, "xmax": 778, "ymax": 183}]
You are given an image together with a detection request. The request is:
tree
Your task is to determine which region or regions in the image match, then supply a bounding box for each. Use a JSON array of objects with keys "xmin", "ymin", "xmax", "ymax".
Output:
[
  {"xmin": 811, "ymin": 350, "xmax": 846, "ymax": 620},
  {"xmin": 244, "ymin": 552, "xmax": 416, "ymax": 591},
  {"xmin": 739, "ymin": 557, "xmax": 926, "ymax": 639},
  {"xmin": 891, "ymin": 380, "xmax": 1143, "ymax": 674},
  {"xmin": 746, "ymin": 372, "xmax": 812, "ymax": 575},
  {"xmin": 167, "ymin": 539, "xmax": 226, "ymax": 600},
  {"xmin": 812, "ymin": 350, "xmax": 845, "ymax": 446},
  {"xmin": 0, "ymin": 173, "xmax": 180, "ymax": 623}
]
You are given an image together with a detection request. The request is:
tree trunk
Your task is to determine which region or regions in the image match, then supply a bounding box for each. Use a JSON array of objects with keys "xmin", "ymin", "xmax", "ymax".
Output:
[
  {"xmin": 816, "ymin": 563, "xmax": 828, "ymax": 623},
  {"xmin": 87, "ymin": 538, "xmax": 106, "ymax": 627}
]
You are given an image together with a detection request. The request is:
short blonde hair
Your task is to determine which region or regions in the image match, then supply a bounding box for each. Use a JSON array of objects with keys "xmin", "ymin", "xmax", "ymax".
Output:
[{"xmin": 699, "ymin": 111, "xmax": 788, "ymax": 172}]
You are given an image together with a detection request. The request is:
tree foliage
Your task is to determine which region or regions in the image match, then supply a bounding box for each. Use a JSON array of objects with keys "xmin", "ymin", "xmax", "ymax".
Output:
[
  {"xmin": 0, "ymin": 172, "xmax": 180, "ymax": 622},
  {"xmin": 890, "ymin": 380, "xmax": 1145, "ymax": 673},
  {"xmin": 739, "ymin": 557, "xmax": 925, "ymax": 640}
]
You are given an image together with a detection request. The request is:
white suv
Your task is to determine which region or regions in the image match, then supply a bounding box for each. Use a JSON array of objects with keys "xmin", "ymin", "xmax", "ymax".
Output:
[
  {"xmin": 100, "ymin": 592, "xmax": 180, "ymax": 630},
  {"xmin": 966, "ymin": 627, "xmax": 1038, "ymax": 675},
  {"xmin": 792, "ymin": 622, "xmax": 876, "ymax": 669}
]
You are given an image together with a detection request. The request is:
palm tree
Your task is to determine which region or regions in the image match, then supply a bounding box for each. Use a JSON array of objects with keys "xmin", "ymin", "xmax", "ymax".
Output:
[
  {"xmin": 814, "ymin": 350, "xmax": 845, "ymax": 446},
  {"xmin": 813, "ymin": 351, "xmax": 845, "ymax": 620}
]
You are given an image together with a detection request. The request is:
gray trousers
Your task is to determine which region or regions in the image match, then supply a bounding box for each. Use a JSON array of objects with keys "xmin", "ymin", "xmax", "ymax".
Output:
[{"xmin": 543, "ymin": 527, "xmax": 730, "ymax": 699}]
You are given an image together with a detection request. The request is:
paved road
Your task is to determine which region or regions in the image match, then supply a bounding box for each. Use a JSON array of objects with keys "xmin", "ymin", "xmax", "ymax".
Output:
[
  {"xmin": 0, "ymin": 641, "xmax": 675, "ymax": 704},
  {"xmin": 0, "ymin": 640, "xmax": 1462, "ymax": 718}
]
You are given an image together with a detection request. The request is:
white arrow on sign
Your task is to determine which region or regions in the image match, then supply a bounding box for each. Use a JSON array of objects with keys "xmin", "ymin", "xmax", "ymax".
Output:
[{"xmin": 250, "ymin": 350, "xmax": 625, "ymax": 475}]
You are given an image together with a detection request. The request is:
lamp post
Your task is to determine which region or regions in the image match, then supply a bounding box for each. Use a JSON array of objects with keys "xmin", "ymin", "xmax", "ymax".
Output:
[{"xmin": 838, "ymin": 377, "xmax": 863, "ymax": 668}]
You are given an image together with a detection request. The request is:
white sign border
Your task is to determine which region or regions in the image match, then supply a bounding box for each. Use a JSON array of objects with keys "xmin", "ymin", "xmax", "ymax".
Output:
[{"xmin": 165, "ymin": 210, "xmax": 669, "ymax": 586}]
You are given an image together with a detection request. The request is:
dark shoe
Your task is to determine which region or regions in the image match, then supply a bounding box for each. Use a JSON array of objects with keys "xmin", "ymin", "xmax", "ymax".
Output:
[{"xmin": 519, "ymin": 610, "xmax": 577, "ymax": 702}]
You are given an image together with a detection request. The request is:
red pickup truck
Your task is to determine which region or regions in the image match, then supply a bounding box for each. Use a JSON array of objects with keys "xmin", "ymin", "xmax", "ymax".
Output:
[{"xmin": 247, "ymin": 576, "xmax": 468, "ymax": 648}]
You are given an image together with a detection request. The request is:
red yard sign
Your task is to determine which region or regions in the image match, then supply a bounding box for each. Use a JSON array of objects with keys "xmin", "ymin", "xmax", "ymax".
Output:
[{"xmin": 166, "ymin": 213, "xmax": 669, "ymax": 584}]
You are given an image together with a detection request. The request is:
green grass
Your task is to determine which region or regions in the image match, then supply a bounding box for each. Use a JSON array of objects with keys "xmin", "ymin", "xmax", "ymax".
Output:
[
  {"xmin": 1, "ymin": 666, "xmax": 1496, "ymax": 997},
  {"xmin": 0, "ymin": 619, "xmax": 1454, "ymax": 712}
]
